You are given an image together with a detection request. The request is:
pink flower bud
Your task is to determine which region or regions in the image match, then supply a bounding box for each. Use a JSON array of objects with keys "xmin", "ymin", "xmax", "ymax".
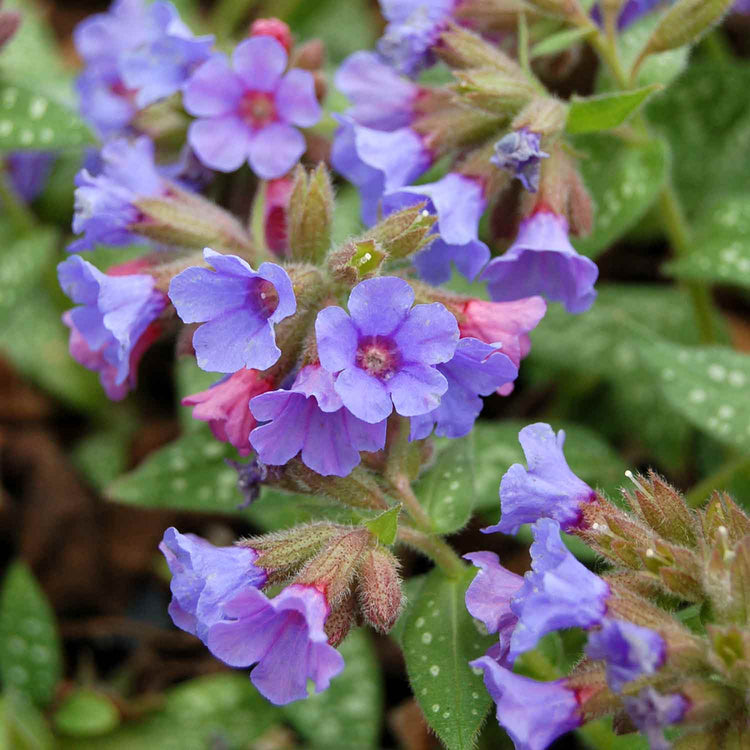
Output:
[
  {"xmin": 249, "ymin": 17, "xmax": 293, "ymax": 53},
  {"xmin": 358, "ymin": 547, "xmax": 404, "ymax": 633}
]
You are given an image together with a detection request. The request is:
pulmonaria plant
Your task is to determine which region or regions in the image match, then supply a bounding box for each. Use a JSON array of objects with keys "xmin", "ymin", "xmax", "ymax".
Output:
[{"xmin": 52, "ymin": 0, "xmax": 747, "ymax": 746}]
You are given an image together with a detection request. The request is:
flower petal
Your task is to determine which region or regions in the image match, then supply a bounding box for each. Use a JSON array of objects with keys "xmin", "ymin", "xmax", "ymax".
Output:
[
  {"xmin": 247, "ymin": 123, "xmax": 306, "ymax": 179},
  {"xmin": 276, "ymin": 69, "xmax": 321, "ymax": 127}
]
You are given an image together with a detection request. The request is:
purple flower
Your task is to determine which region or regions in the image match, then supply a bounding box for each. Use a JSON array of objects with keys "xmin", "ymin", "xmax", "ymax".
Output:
[
  {"xmin": 623, "ymin": 687, "xmax": 688, "ymax": 750},
  {"xmin": 382, "ymin": 173, "xmax": 490, "ymax": 284},
  {"xmin": 377, "ymin": 0, "xmax": 457, "ymax": 77},
  {"xmin": 160, "ymin": 527, "xmax": 267, "ymax": 641},
  {"xmin": 470, "ymin": 656, "xmax": 581, "ymax": 750},
  {"xmin": 734, "ymin": 0, "xmax": 750, "ymax": 11},
  {"xmin": 464, "ymin": 551, "xmax": 523, "ymax": 668},
  {"xmin": 69, "ymin": 136, "xmax": 165, "ymax": 253},
  {"xmin": 480, "ymin": 208, "xmax": 599, "ymax": 314},
  {"xmin": 73, "ymin": 0, "xmax": 149, "ymax": 135},
  {"xmin": 315, "ymin": 277, "xmax": 459, "ymax": 424},
  {"xmin": 7, "ymin": 151, "xmax": 55, "ymax": 202},
  {"xmin": 483, "ymin": 423, "xmax": 596, "ymax": 536},
  {"xmin": 335, "ymin": 51, "xmax": 420, "ymax": 131},
  {"xmin": 58, "ymin": 255, "xmax": 166, "ymax": 396},
  {"xmin": 250, "ymin": 365, "xmax": 387, "ymax": 477},
  {"xmin": 586, "ymin": 618, "xmax": 666, "ymax": 693},
  {"xmin": 508, "ymin": 518, "xmax": 610, "ymax": 661},
  {"xmin": 168, "ymin": 248, "xmax": 296, "ymax": 374},
  {"xmin": 207, "ymin": 583, "xmax": 345, "ymax": 705},
  {"xmin": 409, "ymin": 337, "xmax": 517, "ymax": 440},
  {"xmin": 331, "ymin": 115, "xmax": 431, "ymax": 225},
  {"xmin": 183, "ymin": 36, "xmax": 321, "ymax": 178},
  {"xmin": 491, "ymin": 129, "xmax": 549, "ymax": 194},
  {"xmin": 119, "ymin": 2, "xmax": 213, "ymax": 109}
]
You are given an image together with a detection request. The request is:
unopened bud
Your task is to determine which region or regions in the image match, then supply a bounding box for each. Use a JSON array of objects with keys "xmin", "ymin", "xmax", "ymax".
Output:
[
  {"xmin": 414, "ymin": 102, "xmax": 504, "ymax": 158},
  {"xmin": 134, "ymin": 184, "xmax": 253, "ymax": 254},
  {"xmin": 702, "ymin": 491, "xmax": 750, "ymax": 545},
  {"xmin": 263, "ymin": 176, "xmax": 294, "ymax": 255},
  {"xmin": 454, "ymin": 69, "xmax": 537, "ymax": 117},
  {"xmin": 290, "ymin": 39, "xmax": 326, "ymax": 71},
  {"xmin": 454, "ymin": 0, "xmax": 532, "ymax": 33},
  {"xmin": 325, "ymin": 591, "xmax": 357, "ymax": 646},
  {"xmin": 624, "ymin": 471, "xmax": 698, "ymax": 547},
  {"xmin": 328, "ymin": 239, "xmax": 387, "ymax": 284},
  {"xmin": 707, "ymin": 624, "xmax": 749, "ymax": 678},
  {"xmin": 358, "ymin": 547, "xmax": 404, "ymax": 633},
  {"xmin": 436, "ymin": 24, "xmax": 525, "ymax": 72},
  {"xmin": 296, "ymin": 528, "xmax": 373, "ymax": 604},
  {"xmin": 288, "ymin": 164, "xmax": 334, "ymax": 264},
  {"xmin": 511, "ymin": 97, "xmax": 569, "ymax": 138},
  {"xmin": 566, "ymin": 666, "xmax": 619, "ymax": 720},
  {"xmin": 249, "ymin": 17, "xmax": 292, "ymax": 53},
  {"xmin": 241, "ymin": 523, "xmax": 340, "ymax": 576},
  {"xmin": 729, "ymin": 535, "xmax": 750, "ymax": 625},
  {"xmin": 364, "ymin": 203, "xmax": 437, "ymax": 259}
]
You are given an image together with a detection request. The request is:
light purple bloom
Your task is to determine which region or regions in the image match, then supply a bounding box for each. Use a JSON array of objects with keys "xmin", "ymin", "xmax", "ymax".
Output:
[
  {"xmin": 624, "ymin": 687, "xmax": 688, "ymax": 750},
  {"xmin": 491, "ymin": 129, "xmax": 549, "ymax": 193},
  {"xmin": 586, "ymin": 618, "xmax": 666, "ymax": 693},
  {"xmin": 593, "ymin": 0, "xmax": 669, "ymax": 29},
  {"xmin": 250, "ymin": 365, "xmax": 387, "ymax": 477},
  {"xmin": 183, "ymin": 36, "xmax": 321, "ymax": 178},
  {"xmin": 481, "ymin": 209, "xmax": 599, "ymax": 314},
  {"xmin": 470, "ymin": 656, "xmax": 581, "ymax": 750},
  {"xmin": 483, "ymin": 423, "xmax": 596, "ymax": 536},
  {"xmin": 159, "ymin": 527, "xmax": 267, "ymax": 642},
  {"xmin": 464, "ymin": 551, "xmax": 523, "ymax": 668},
  {"xmin": 315, "ymin": 277, "xmax": 458, "ymax": 424},
  {"xmin": 119, "ymin": 2, "xmax": 213, "ymax": 109},
  {"xmin": 168, "ymin": 248, "xmax": 296, "ymax": 374},
  {"xmin": 382, "ymin": 173, "xmax": 490, "ymax": 284},
  {"xmin": 7, "ymin": 151, "xmax": 55, "ymax": 203},
  {"xmin": 58, "ymin": 255, "xmax": 166, "ymax": 394},
  {"xmin": 335, "ymin": 51, "xmax": 420, "ymax": 131},
  {"xmin": 509, "ymin": 518, "xmax": 609, "ymax": 661},
  {"xmin": 331, "ymin": 115, "xmax": 431, "ymax": 225},
  {"xmin": 410, "ymin": 338, "xmax": 517, "ymax": 440},
  {"xmin": 734, "ymin": 0, "xmax": 750, "ymax": 11},
  {"xmin": 73, "ymin": 0, "xmax": 149, "ymax": 135},
  {"xmin": 207, "ymin": 583, "xmax": 345, "ymax": 705},
  {"xmin": 377, "ymin": 0, "xmax": 456, "ymax": 77},
  {"xmin": 69, "ymin": 136, "xmax": 165, "ymax": 253}
]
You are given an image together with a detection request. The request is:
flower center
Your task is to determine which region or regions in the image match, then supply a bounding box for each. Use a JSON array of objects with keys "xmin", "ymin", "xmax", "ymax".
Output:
[
  {"xmin": 356, "ymin": 336, "xmax": 400, "ymax": 379},
  {"xmin": 248, "ymin": 278, "xmax": 279, "ymax": 319},
  {"xmin": 239, "ymin": 91, "xmax": 276, "ymax": 129}
]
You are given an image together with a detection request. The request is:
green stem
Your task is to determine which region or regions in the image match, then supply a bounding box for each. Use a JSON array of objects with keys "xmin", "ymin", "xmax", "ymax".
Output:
[
  {"xmin": 0, "ymin": 165, "xmax": 35, "ymax": 235},
  {"xmin": 397, "ymin": 526, "xmax": 465, "ymax": 579},
  {"xmin": 393, "ymin": 474, "xmax": 434, "ymax": 533},
  {"xmin": 658, "ymin": 184, "xmax": 717, "ymax": 345},
  {"xmin": 686, "ymin": 454, "xmax": 750, "ymax": 508}
]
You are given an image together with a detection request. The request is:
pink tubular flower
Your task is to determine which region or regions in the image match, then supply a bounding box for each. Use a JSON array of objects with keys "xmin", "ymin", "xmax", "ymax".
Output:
[
  {"xmin": 458, "ymin": 296, "xmax": 546, "ymax": 394},
  {"xmin": 183, "ymin": 36, "xmax": 321, "ymax": 178},
  {"xmin": 264, "ymin": 176, "xmax": 294, "ymax": 254},
  {"xmin": 183, "ymin": 368, "xmax": 274, "ymax": 455}
]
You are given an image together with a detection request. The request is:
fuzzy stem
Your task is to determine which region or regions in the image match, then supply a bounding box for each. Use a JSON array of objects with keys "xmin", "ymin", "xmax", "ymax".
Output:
[
  {"xmin": 658, "ymin": 184, "xmax": 717, "ymax": 344},
  {"xmin": 397, "ymin": 526, "xmax": 465, "ymax": 579},
  {"xmin": 394, "ymin": 476, "xmax": 434, "ymax": 533}
]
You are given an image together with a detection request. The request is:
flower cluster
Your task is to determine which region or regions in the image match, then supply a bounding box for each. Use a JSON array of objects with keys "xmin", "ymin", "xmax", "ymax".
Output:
[{"xmin": 465, "ymin": 423, "xmax": 750, "ymax": 748}]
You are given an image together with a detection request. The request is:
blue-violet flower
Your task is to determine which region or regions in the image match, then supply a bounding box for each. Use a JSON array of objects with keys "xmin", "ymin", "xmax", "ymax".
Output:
[{"xmin": 491, "ymin": 129, "xmax": 549, "ymax": 194}]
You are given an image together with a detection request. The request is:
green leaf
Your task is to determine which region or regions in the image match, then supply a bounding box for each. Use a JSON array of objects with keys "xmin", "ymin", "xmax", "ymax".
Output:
[
  {"xmin": 0, "ymin": 690, "xmax": 55, "ymax": 750},
  {"xmin": 472, "ymin": 420, "xmax": 627, "ymax": 513},
  {"xmin": 284, "ymin": 629, "xmax": 382, "ymax": 749},
  {"xmin": 572, "ymin": 135, "xmax": 667, "ymax": 258},
  {"xmin": 0, "ymin": 563, "xmax": 62, "ymax": 706},
  {"xmin": 0, "ymin": 228, "xmax": 57, "ymax": 327},
  {"xmin": 0, "ymin": 287, "xmax": 106, "ymax": 411},
  {"xmin": 366, "ymin": 505, "xmax": 401, "ymax": 546},
  {"xmin": 414, "ymin": 435, "xmax": 475, "ymax": 534},
  {"xmin": 0, "ymin": 81, "xmax": 93, "ymax": 150},
  {"xmin": 107, "ymin": 431, "xmax": 244, "ymax": 513},
  {"xmin": 59, "ymin": 673, "xmax": 282, "ymax": 750},
  {"xmin": 401, "ymin": 566, "xmax": 495, "ymax": 750},
  {"xmin": 664, "ymin": 196, "xmax": 750, "ymax": 289},
  {"xmin": 390, "ymin": 574, "xmax": 428, "ymax": 647},
  {"xmin": 566, "ymin": 85, "xmax": 661, "ymax": 135},
  {"xmin": 648, "ymin": 62, "xmax": 750, "ymax": 218},
  {"xmin": 530, "ymin": 26, "xmax": 594, "ymax": 59},
  {"xmin": 578, "ymin": 717, "xmax": 650, "ymax": 749},
  {"xmin": 53, "ymin": 690, "xmax": 120, "ymax": 738},
  {"xmin": 639, "ymin": 339, "xmax": 750, "ymax": 452}
]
